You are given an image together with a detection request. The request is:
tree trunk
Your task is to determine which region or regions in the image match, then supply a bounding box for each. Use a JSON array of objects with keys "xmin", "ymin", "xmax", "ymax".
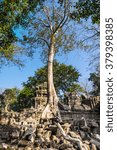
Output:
[
  {"xmin": 41, "ymin": 36, "xmax": 61, "ymax": 120},
  {"xmin": 5, "ymin": 103, "xmax": 8, "ymax": 112}
]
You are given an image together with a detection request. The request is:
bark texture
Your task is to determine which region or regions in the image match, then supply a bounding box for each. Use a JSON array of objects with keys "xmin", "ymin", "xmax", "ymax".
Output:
[{"xmin": 41, "ymin": 36, "xmax": 60, "ymax": 120}]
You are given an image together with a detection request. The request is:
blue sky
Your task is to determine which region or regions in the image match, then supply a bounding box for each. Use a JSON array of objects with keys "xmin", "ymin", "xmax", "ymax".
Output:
[
  {"xmin": 0, "ymin": 7, "xmax": 99, "ymax": 91},
  {"xmin": 0, "ymin": 47, "xmax": 92, "ymax": 90},
  {"xmin": 0, "ymin": 28, "xmax": 94, "ymax": 90}
]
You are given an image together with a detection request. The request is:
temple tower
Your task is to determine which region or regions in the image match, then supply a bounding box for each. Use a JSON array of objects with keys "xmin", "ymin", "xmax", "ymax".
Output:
[{"xmin": 35, "ymin": 82, "xmax": 47, "ymax": 111}]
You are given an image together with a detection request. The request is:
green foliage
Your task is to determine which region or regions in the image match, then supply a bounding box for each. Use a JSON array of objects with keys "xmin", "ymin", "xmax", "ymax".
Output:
[
  {"xmin": 71, "ymin": 0, "xmax": 100, "ymax": 24},
  {"xmin": 0, "ymin": 88, "xmax": 20, "ymax": 110},
  {"xmin": 16, "ymin": 87, "xmax": 34, "ymax": 110},
  {"xmin": 70, "ymin": 0, "xmax": 100, "ymax": 70},
  {"xmin": 0, "ymin": 0, "xmax": 99, "ymax": 69},
  {"xmin": 0, "ymin": 94, "xmax": 4, "ymax": 109},
  {"xmin": 67, "ymin": 83, "xmax": 84, "ymax": 93},
  {"xmin": 53, "ymin": 61, "xmax": 81, "ymax": 95},
  {"xmin": 24, "ymin": 61, "xmax": 81, "ymax": 95},
  {"xmin": 0, "ymin": 0, "xmax": 44, "ymax": 67},
  {"xmin": 88, "ymin": 72, "xmax": 100, "ymax": 95},
  {"xmin": 15, "ymin": 61, "xmax": 82, "ymax": 110},
  {"xmin": 21, "ymin": 0, "xmax": 78, "ymax": 63}
]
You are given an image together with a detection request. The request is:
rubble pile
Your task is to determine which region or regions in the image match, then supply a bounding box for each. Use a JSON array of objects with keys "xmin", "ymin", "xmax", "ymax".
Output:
[
  {"xmin": 0, "ymin": 117, "xmax": 100, "ymax": 150},
  {"xmin": 0, "ymin": 83, "xmax": 100, "ymax": 149}
]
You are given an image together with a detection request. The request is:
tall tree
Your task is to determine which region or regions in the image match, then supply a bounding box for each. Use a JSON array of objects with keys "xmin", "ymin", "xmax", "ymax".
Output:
[{"xmin": 21, "ymin": 0, "xmax": 78, "ymax": 119}]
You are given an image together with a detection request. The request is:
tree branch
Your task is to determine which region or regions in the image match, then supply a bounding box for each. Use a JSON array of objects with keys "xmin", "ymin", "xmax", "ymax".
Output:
[
  {"xmin": 81, "ymin": 32, "xmax": 99, "ymax": 43},
  {"xmin": 38, "ymin": 37, "xmax": 50, "ymax": 49},
  {"xmin": 43, "ymin": 7, "xmax": 53, "ymax": 32},
  {"xmin": 38, "ymin": 17, "xmax": 50, "ymax": 28},
  {"xmin": 53, "ymin": 0, "xmax": 69, "ymax": 34}
]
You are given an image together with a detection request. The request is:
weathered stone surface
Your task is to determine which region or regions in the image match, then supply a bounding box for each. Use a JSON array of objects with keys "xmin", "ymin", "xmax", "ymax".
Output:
[
  {"xmin": 83, "ymin": 142, "xmax": 90, "ymax": 150},
  {"xmin": 91, "ymin": 143, "xmax": 97, "ymax": 150},
  {"xmin": 11, "ymin": 139, "xmax": 19, "ymax": 145},
  {"xmin": 1, "ymin": 143, "xmax": 8, "ymax": 149},
  {"xmin": 35, "ymin": 147, "xmax": 41, "ymax": 150},
  {"xmin": 18, "ymin": 140, "xmax": 30, "ymax": 147},
  {"xmin": 59, "ymin": 142, "xmax": 73, "ymax": 150},
  {"xmin": 62, "ymin": 123, "xmax": 71, "ymax": 133},
  {"xmin": 93, "ymin": 134, "xmax": 100, "ymax": 141},
  {"xmin": 10, "ymin": 130, "xmax": 20, "ymax": 139},
  {"xmin": 52, "ymin": 135, "xmax": 60, "ymax": 144},
  {"xmin": 1, "ymin": 131, "xmax": 9, "ymax": 139},
  {"xmin": 0, "ymin": 120, "xmax": 100, "ymax": 149},
  {"xmin": 79, "ymin": 130, "xmax": 86, "ymax": 139},
  {"xmin": 28, "ymin": 133, "xmax": 36, "ymax": 143},
  {"xmin": 63, "ymin": 92, "xmax": 100, "ymax": 111},
  {"xmin": 0, "ymin": 83, "xmax": 100, "ymax": 150},
  {"xmin": 43, "ymin": 130, "xmax": 51, "ymax": 143},
  {"xmin": 69, "ymin": 131, "xmax": 81, "ymax": 140},
  {"xmin": 89, "ymin": 121, "xmax": 99, "ymax": 128}
]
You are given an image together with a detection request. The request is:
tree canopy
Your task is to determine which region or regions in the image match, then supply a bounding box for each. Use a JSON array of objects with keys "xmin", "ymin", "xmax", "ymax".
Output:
[
  {"xmin": 70, "ymin": 0, "xmax": 100, "ymax": 70},
  {"xmin": 0, "ymin": 0, "xmax": 44, "ymax": 67},
  {"xmin": 0, "ymin": 88, "xmax": 20, "ymax": 111},
  {"xmin": 16, "ymin": 87, "xmax": 34, "ymax": 110},
  {"xmin": 0, "ymin": 0, "xmax": 100, "ymax": 119},
  {"xmin": 16, "ymin": 61, "xmax": 83, "ymax": 110},
  {"xmin": 23, "ymin": 61, "xmax": 82, "ymax": 95},
  {"xmin": 21, "ymin": 0, "xmax": 78, "ymax": 62},
  {"xmin": 0, "ymin": 0, "xmax": 100, "ymax": 70},
  {"xmin": 71, "ymin": 0, "xmax": 100, "ymax": 24}
]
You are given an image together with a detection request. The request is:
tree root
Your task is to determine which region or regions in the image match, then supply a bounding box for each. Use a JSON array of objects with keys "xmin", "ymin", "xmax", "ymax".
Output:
[
  {"xmin": 56, "ymin": 122, "xmax": 83, "ymax": 150},
  {"xmin": 56, "ymin": 122, "xmax": 100, "ymax": 150},
  {"xmin": 41, "ymin": 104, "xmax": 53, "ymax": 119}
]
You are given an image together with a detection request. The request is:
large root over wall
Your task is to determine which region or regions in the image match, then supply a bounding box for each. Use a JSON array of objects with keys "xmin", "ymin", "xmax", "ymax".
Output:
[{"xmin": 56, "ymin": 122, "xmax": 100, "ymax": 150}]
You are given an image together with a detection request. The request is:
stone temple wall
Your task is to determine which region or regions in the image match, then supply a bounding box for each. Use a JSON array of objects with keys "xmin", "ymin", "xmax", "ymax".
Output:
[
  {"xmin": 60, "ymin": 110, "xmax": 100, "ymax": 134},
  {"xmin": 60, "ymin": 110, "xmax": 100, "ymax": 123},
  {"xmin": 0, "ymin": 82, "xmax": 100, "ymax": 130}
]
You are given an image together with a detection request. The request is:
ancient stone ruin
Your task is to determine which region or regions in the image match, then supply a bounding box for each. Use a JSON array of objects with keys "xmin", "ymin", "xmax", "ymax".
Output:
[
  {"xmin": 63, "ymin": 92, "xmax": 100, "ymax": 111},
  {"xmin": 0, "ymin": 82, "xmax": 100, "ymax": 150},
  {"xmin": 35, "ymin": 82, "xmax": 47, "ymax": 111}
]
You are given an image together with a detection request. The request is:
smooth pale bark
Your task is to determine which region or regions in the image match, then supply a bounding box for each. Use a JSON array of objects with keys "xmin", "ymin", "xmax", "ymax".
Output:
[
  {"xmin": 40, "ymin": 1, "xmax": 69, "ymax": 121},
  {"xmin": 5, "ymin": 103, "xmax": 8, "ymax": 112},
  {"xmin": 41, "ymin": 36, "xmax": 60, "ymax": 120}
]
